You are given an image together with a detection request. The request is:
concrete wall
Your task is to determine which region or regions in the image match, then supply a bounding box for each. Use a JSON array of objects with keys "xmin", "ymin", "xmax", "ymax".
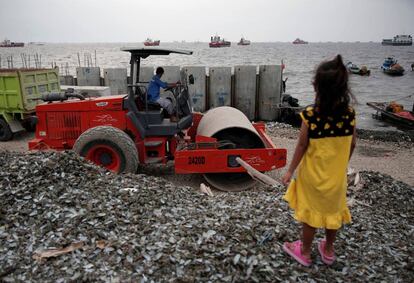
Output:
[
  {"xmin": 139, "ymin": 66, "xmax": 154, "ymax": 84},
  {"xmin": 160, "ymin": 66, "xmax": 180, "ymax": 97},
  {"xmin": 69, "ymin": 64, "xmax": 284, "ymax": 121},
  {"xmin": 258, "ymin": 65, "xmax": 282, "ymax": 121},
  {"xmin": 104, "ymin": 68, "xmax": 127, "ymax": 95},
  {"xmin": 209, "ymin": 67, "xmax": 231, "ymax": 108},
  {"xmin": 60, "ymin": 75, "xmax": 74, "ymax": 86},
  {"xmin": 181, "ymin": 66, "xmax": 207, "ymax": 112},
  {"xmin": 234, "ymin": 65, "xmax": 257, "ymax": 120},
  {"xmin": 61, "ymin": 85, "xmax": 111, "ymax": 97},
  {"xmin": 76, "ymin": 67, "xmax": 100, "ymax": 86},
  {"xmin": 137, "ymin": 66, "xmax": 155, "ymax": 96}
]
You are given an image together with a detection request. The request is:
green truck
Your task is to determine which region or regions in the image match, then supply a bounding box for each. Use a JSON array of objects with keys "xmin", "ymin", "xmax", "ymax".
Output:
[{"xmin": 0, "ymin": 68, "xmax": 60, "ymax": 141}]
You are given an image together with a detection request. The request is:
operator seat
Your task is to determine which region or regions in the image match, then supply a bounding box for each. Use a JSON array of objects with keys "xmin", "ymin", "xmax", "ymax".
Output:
[
  {"xmin": 135, "ymin": 85, "xmax": 161, "ymax": 111},
  {"xmin": 125, "ymin": 85, "xmax": 192, "ymax": 138}
]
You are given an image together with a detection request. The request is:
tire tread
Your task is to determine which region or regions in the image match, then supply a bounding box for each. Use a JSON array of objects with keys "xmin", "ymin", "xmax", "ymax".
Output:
[{"xmin": 73, "ymin": 126, "xmax": 138, "ymax": 173}]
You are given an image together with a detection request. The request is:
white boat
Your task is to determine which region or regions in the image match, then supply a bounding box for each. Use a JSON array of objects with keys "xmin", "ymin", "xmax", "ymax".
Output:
[
  {"xmin": 382, "ymin": 35, "xmax": 412, "ymax": 46},
  {"xmin": 237, "ymin": 37, "xmax": 251, "ymax": 46}
]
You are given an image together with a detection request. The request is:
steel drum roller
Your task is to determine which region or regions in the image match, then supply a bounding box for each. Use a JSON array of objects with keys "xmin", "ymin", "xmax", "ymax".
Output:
[{"xmin": 197, "ymin": 106, "xmax": 265, "ymax": 191}]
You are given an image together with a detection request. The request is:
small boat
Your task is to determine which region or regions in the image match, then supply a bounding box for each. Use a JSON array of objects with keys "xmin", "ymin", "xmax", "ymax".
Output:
[
  {"xmin": 0, "ymin": 39, "xmax": 24, "ymax": 47},
  {"xmin": 144, "ymin": 38, "xmax": 160, "ymax": 46},
  {"xmin": 209, "ymin": 35, "xmax": 231, "ymax": 48},
  {"xmin": 381, "ymin": 34, "xmax": 412, "ymax": 46},
  {"xmin": 381, "ymin": 57, "xmax": 404, "ymax": 76},
  {"xmin": 237, "ymin": 37, "xmax": 251, "ymax": 46},
  {"xmin": 346, "ymin": 62, "xmax": 370, "ymax": 76},
  {"xmin": 367, "ymin": 101, "xmax": 414, "ymax": 129},
  {"xmin": 292, "ymin": 38, "xmax": 308, "ymax": 44}
]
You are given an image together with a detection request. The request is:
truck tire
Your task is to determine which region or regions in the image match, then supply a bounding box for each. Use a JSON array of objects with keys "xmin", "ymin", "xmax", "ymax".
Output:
[
  {"xmin": 73, "ymin": 126, "xmax": 138, "ymax": 173},
  {"xmin": 0, "ymin": 119, "xmax": 13, "ymax": 141}
]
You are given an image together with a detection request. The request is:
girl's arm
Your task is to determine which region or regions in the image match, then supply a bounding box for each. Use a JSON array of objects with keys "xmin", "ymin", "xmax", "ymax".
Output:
[
  {"xmin": 349, "ymin": 126, "xmax": 357, "ymax": 160},
  {"xmin": 281, "ymin": 121, "xmax": 309, "ymax": 185}
]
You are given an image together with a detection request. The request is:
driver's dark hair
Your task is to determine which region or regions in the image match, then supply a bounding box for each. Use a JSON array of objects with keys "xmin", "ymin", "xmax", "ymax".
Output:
[
  {"xmin": 312, "ymin": 54, "xmax": 355, "ymax": 117},
  {"xmin": 156, "ymin": 67, "xmax": 164, "ymax": 75}
]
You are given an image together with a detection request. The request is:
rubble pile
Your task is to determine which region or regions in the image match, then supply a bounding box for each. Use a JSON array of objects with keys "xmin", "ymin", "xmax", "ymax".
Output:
[{"xmin": 0, "ymin": 151, "xmax": 413, "ymax": 282}]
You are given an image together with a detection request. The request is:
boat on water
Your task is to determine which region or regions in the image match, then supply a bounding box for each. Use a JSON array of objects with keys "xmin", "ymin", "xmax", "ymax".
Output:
[
  {"xmin": 237, "ymin": 37, "xmax": 251, "ymax": 46},
  {"xmin": 346, "ymin": 62, "xmax": 370, "ymax": 76},
  {"xmin": 382, "ymin": 35, "xmax": 412, "ymax": 46},
  {"xmin": 0, "ymin": 39, "xmax": 24, "ymax": 47},
  {"xmin": 292, "ymin": 38, "xmax": 308, "ymax": 44},
  {"xmin": 367, "ymin": 101, "xmax": 414, "ymax": 129},
  {"xmin": 143, "ymin": 38, "xmax": 160, "ymax": 46},
  {"xmin": 381, "ymin": 57, "xmax": 404, "ymax": 76},
  {"xmin": 209, "ymin": 35, "xmax": 231, "ymax": 48}
]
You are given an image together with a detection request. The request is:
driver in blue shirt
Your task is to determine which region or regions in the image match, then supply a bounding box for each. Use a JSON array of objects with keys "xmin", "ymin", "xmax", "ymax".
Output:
[{"xmin": 147, "ymin": 67, "xmax": 180, "ymax": 122}]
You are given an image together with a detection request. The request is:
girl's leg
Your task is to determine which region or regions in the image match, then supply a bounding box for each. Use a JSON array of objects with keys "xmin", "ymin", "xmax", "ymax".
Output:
[
  {"xmin": 324, "ymin": 229, "xmax": 337, "ymax": 256},
  {"xmin": 302, "ymin": 223, "xmax": 316, "ymax": 258}
]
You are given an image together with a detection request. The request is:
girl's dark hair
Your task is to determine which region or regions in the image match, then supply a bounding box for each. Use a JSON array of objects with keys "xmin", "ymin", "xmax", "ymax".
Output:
[{"xmin": 312, "ymin": 55, "xmax": 355, "ymax": 116}]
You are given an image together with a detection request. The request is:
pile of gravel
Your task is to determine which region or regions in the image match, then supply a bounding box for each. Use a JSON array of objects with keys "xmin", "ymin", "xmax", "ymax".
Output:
[
  {"xmin": 266, "ymin": 122, "xmax": 299, "ymax": 139},
  {"xmin": 1, "ymin": 151, "xmax": 413, "ymax": 282},
  {"xmin": 266, "ymin": 121, "xmax": 413, "ymax": 149},
  {"xmin": 356, "ymin": 128, "xmax": 413, "ymax": 146}
]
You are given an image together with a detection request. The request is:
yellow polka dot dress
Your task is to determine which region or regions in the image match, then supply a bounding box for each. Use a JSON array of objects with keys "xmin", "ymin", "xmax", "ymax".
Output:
[{"xmin": 283, "ymin": 106, "xmax": 356, "ymax": 229}]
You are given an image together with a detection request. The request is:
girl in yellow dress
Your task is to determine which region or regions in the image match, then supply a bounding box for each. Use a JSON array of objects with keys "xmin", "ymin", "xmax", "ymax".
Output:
[{"xmin": 281, "ymin": 55, "xmax": 356, "ymax": 266}]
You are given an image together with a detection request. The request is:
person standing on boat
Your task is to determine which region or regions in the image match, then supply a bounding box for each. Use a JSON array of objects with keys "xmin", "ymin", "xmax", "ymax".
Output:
[{"xmin": 147, "ymin": 67, "xmax": 180, "ymax": 122}]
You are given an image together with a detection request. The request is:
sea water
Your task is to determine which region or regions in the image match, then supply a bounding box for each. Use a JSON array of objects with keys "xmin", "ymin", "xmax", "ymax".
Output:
[{"xmin": 1, "ymin": 42, "xmax": 413, "ymax": 131}]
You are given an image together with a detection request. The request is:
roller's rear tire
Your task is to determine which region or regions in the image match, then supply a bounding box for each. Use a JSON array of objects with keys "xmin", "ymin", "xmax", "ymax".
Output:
[
  {"xmin": 73, "ymin": 126, "xmax": 138, "ymax": 173},
  {"xmin": 0, "ymin": 119, "xmax": 13, "ymax": 141}
]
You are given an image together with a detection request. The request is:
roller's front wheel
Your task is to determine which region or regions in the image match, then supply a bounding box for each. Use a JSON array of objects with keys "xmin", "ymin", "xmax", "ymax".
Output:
[{"xmin": 73, "ymin": 126, "xmax": 138, "ymax": 173}]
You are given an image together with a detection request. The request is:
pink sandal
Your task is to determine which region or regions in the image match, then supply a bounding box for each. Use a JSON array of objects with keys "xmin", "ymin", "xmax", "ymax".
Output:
[
  {"xmin": 283, "ymin": 240, "xmax": 312, "ymax": 267},
  {"xmin": 318, "ymin": 239, "xmax": 336, "ymax": 265}
]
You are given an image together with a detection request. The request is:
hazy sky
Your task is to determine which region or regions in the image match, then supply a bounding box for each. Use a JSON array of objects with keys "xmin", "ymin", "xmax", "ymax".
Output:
[{"xmin": 1, "ymin": 0, "xmax": 413, "ymax": 42}]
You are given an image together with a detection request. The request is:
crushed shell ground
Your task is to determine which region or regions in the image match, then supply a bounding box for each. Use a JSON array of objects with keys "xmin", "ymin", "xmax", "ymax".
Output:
[{"xmin": 0, "ymin": 149, "xmax": 413, "ymax": 282}]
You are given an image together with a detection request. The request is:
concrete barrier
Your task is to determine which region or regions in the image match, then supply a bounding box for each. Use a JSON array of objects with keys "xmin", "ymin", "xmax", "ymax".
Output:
[
  {"xmin": 61, "ymin": 85, "xmax": 111, "ymax": 97},
  {"xmin": 160, "ymin": 66, "xmax": 180, "ymax": 97},
  {"xmin": 60, "ymin": 75, "xmax": 74, "ymax": 86},
  {"xmin": 76, "ymin": 67, "xmax": 101, "ymax": 86},
  {"xmin": 69, "ymin": 64, "xmax": 284, "ymax": 121},
  {"xmin": 139, "ymin": 66, "xmax": 154, "ymax": 84},
  {"xmin": 258, "ymin": 65, "xmax": 282, "ymax": 121},
  {"xmin": 181, "ymin": 66, "xmax": 207, "ymax": 112},
  {"xmin": 209, "ymin": 67, "xmax": 231, "ymax": 109},
  {"xmin": 234, "ymin": 65, "xmax": 257, "ymax": 120},
  {"xmin": 104, "ymin": 68, "xmax": 127, "ymax": 95}
]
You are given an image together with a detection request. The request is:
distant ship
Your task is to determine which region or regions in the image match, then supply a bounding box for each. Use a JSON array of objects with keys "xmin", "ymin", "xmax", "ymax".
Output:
[
  {"xmin": 0, "ymin": 39, "xmax": 24, "ymax": 47},
  {"xmin": 28, "ymin": 42, "xmax": 45, "ymax": 46},
  {"xmin": 237, "ymin": 37, "xmax": 251, "ymax": 46},
  {"xmin": 144, "ymin": 38, "xmax": 160, "ymax": 46},
  {"xmin": 209, "ymin": 35, "xmax": 231, "ymax": 48},
  {"xmin": 382, "ymin": 35, "xmax": 412, "ymax": 46},
  {"xmin": 292, "ymin": 38, "xmax": 308, "ymax": 44}
]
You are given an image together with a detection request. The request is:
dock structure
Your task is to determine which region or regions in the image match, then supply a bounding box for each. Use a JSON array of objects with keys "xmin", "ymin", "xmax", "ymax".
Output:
[{"xmin": 59, "ymin": 64, "xmax": 283, "ymax": 121}]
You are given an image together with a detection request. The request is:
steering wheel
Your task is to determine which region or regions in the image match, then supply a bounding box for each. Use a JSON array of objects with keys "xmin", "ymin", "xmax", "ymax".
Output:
[{"xmin": 165, "ymin": 82, "xmax": 182, "ymax": 95}]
